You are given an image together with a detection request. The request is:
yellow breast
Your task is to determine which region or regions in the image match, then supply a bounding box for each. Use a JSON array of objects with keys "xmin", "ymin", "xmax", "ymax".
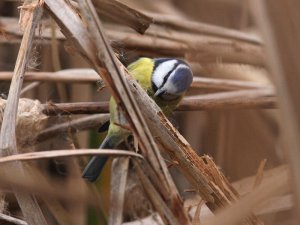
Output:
[{"xmin": 127, "ymin": 57, "xmax": 154, "ymax": 92}]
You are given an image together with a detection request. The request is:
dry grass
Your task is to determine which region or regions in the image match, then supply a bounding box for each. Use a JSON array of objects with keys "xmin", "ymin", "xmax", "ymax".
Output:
[{"xmin": 0, "ymin": 0, "xmax": 297, "ymax": 225}]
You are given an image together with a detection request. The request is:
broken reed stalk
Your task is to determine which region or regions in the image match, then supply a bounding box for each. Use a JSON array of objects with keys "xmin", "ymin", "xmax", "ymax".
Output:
[
  {"xmin": 133, "ymin": 161, "xmax": 182, "ymax": 225},
  {"xmin": 204, "ymin": 168, "xmax": 289, "ymax": 225},
  {"xmin": 0, "ymin": 2, "xmax": 47, "ymax": 225},
  {"xmin": 232, "ymin": 164, "xmax": 289, "ymax": 196},
  {"xmin": 250, "ymin": 0, "xmax": 300, "ymax": 217},
  {"xmin": 126, "ymin": 75, "xmax": 263, "ymax": 224},
  {"xmin": 45, "ymin": 0, "xmax": 191, "ymax": 224}
]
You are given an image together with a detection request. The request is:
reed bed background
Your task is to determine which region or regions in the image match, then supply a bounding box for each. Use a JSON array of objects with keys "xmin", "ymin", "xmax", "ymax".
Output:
[{"xmin": 0, "ymin": 0, "xmax": 298, "ymax": 225}]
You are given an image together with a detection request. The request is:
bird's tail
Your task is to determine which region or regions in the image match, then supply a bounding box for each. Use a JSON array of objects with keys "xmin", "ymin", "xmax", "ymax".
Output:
[{"xmin": 82, "ymin": 135, "xmax": 121, "ymax": 182}]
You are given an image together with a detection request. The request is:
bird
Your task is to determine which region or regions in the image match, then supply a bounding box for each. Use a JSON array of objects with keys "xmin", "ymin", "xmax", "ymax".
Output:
[{"xmin": 82, "ymin": 57, "xmax": 193, "ymax": 182}]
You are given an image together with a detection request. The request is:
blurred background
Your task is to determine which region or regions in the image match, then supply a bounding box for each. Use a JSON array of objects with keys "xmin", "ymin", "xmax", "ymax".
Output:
[{"xmin": 0, "ymin": 0, "xmax": 291, "ymax": 225}]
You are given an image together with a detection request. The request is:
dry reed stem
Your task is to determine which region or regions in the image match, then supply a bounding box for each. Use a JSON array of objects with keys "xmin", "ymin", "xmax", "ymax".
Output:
[
  {"xmin": 45, "ymin": 0, "xmax": 190, "ymax": 224},
  {"xmin": 250, "ymin": 0, "xmax": 300, "ymax": 218},
  {"xmin": 0, "ymin": 16, "xmax": 265, "ymax": 66},
  {"xmin": 0, "ymin": 1, "xmax": 47, "ymax": 225},
  {"xmin": 0, "ymin": 70, "xmax": 270, "ymax": 91},
  {"xmin": 80, "ymin": 1, "xmax": 190, "ymax": 222},
  {"xmin": 253, "ymin": 159, "xmax": 267, "ymax": 189},
  {"xmin": 180, "ymin": 88, "xmax": 275, "ymax": 111},
  {"xmin": 43, "ymin": 101, "xmax": 109, "ymax": 115},
  {"xmin": 0, "ymin": 213, "xmax": 28, "ymax": 225},
  {"xmin": 0, "ymin": 149, "xmax": 143, "ymax": 163},
  {"xmin": 203, "ymin": 168, "xmax": 289, "ymax": 225},
  {"xmin": 92, "ymin": 0, "xmax": 152, "ymax": 34},
  {"xmin": 232, "ymin": 164, "xmax": 289, "ymax": 196},
  {"xmin": 133, "ymin": 161, "xmax": 182, "ymax": 225},
  {"xmin": 42, "ymin": 1, "xmax": 264, "ymax": 224},
  {"xmin": 192, "ymin": 77, "xmax": 269, "ymax": 90},
  {"xmin": 20, "ymin": 81, "xmax": 41, "ymax": 95},
  {"xmin": 191, "ymin": 63, "xmax": 270, "ymax": 84},
  {"xmin": 0, "ymin": 166, "xmax": 86, "ymax": 203},
  {"xmin": 108, "ymin": 28, "xmax": 265, "ymax": 66},
  {"xmin": 143, "ymin": 24, "xmax": 265, "ymax": 66},
  {"xmin": 126, "ymin": 72, "xmax": 263, "ymax": 224},
  {"xmin": 2, "ymin": 8, "xmax": 259, "ymax": 46},
  {"xmin": 145, "ymin": 12, "xmax": 262, "ymax": 45},
  {"xmin": 109, "ymin": 158, "xmax": 130, "ymax": 225},
  {"xmin": 0, "ymin": 70, "xmax": 98, "ymax": 82},
  {"xmin": 186, "ymin": 165, "xmax": 291, "ymax": 222},
  {"xmin": 41, "ymin": 88, "xmax": 276, "ymax": 116},
  {"xmin": 94, "ymin": 0, "xmax": 262, "ymax": 45},
  {"xmin": 37, "ymin": 114, "xmax": 110, "ymax": 142},
  {"xmin": 138, "ymin": 165, "xmax": 292, "ymax": 225}
]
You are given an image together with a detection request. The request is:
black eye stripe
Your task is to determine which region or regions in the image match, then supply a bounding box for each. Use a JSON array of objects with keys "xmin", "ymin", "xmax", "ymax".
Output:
[
  {"xmin": 152, "ymin": 59, "xmax": 186, "ymax": 92},
  {"xmin": 159, "ymin": 62, "xmax": 180, "ymax": 89}
]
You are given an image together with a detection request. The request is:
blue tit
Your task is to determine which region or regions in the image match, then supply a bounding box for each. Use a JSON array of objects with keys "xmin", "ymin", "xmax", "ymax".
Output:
[{"xmin": 82, "ymin": 57, "xmax": 193, "ymax": 182}]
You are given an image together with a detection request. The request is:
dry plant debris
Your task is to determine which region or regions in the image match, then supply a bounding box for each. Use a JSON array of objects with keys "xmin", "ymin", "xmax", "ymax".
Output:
[{"xmin": 0, "ymin": 0, "xmax": 297, "ymax": 225}]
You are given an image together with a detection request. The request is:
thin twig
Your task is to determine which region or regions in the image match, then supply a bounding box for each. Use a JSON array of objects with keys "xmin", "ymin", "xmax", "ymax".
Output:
[
  {"xmin": 42, "ymin": 101, "xmax": 109, "ymax": 115},
  {"xmin": 253, "ymin": 159, "xmax": 267, "ymax": 189},
  {"xmin": 0, "ymin": 213, "xmax": 28, "ymax": 225},
  {"xmin": 37, "ymin": 114, "xmax": 109, "ymax": 142},
  {"xmin": 20, "ymin": 81, "xmax": 41, "ymax": 95},
  {"xmin": 0, "ymin": 149, "xmax": 143, "ymax": 163},
  {"xmin": 0, "ymin": 69, "xmax": 99, "ymax": 82}
]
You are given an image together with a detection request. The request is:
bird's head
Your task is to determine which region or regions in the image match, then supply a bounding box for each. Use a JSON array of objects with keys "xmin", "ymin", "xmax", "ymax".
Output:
[{"xmin": 151, "ymin": 58, "xmax": 193, "ymax": 101}]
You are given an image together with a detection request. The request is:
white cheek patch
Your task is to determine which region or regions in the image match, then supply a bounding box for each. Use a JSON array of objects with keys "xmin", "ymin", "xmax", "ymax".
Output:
[{"xmin": 152, "ymin": 60, "xmax": 178, "ymax": 89}]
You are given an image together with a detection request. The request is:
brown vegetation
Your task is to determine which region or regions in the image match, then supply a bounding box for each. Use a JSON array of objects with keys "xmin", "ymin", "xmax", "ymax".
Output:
[{"xmin": 0, "ymin": 0, "xmax": 298, "ymax": 225}]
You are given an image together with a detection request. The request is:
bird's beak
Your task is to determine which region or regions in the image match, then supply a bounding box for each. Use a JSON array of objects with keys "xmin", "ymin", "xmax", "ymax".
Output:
[{"xmin": 154, "ymin": 89, "xmax": 165, "ymax": 97}]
